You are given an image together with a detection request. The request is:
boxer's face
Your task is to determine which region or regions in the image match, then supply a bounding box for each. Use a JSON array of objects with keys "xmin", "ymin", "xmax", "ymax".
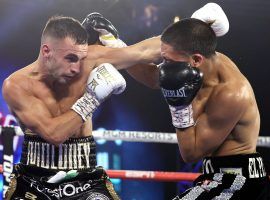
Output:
[
  {"xmin": 161, "ymin": 42, "xmax": 204, "ymax": 67},
  {"xmin": 161, "ymin": 42, "xmax": 190, "ymax": 63},
  {"xmin": 45, "ymin": 37, "xmax": 88, "ymax": 84}
]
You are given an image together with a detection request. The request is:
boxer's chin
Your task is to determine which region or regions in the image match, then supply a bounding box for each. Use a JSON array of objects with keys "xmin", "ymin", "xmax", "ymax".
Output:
[{"xmin": 57, "ymin": 76, "xmax": 70, "ymax": 84}]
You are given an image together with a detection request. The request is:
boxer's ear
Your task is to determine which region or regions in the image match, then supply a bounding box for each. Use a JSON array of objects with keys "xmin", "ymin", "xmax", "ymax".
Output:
[
  {"xmin": 41, "ymin": 44, "xmax": 51, "ymax": 58},
  {"xmin": 190, "ymin": 54, "xmax": 204, "ymax": 67}
]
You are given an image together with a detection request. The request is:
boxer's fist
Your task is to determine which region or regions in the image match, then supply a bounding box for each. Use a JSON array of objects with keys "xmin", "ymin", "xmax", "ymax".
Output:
[
  {"xmin": 72, "ymin": 63, "xmax": 126, "ymax": 121},
  {"xmin": 82, "ymin": 12, "xmax": 119, "ymax": 45},
  {"xmin": 159, "ymin": 61, "xmax": 203, "ymax": 107},
  {"xmin": 159, "ymin": 61, "xmax": 203, "ymax": 128},
  {"xmin": 82, "ymin": 12, "xmax": 126, "ymax": 47},
  {"xmin": 86, "ymin": 63, "xmax": 126, "ymax": 102},
  {"xmin": 191, "ymin": 3, "xmax": 229, "ymax": 37}
]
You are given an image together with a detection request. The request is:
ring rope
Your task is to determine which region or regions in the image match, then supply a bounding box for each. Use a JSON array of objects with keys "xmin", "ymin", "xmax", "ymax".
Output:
[
  {"xmin": 0, "ymin": 126, "xmax": 270, "ymax": 182},
  {"xmin": 1, "ymin": 126, "xmax": 270, "ymax": 147},
  {"xmin": 0, "ymin": 164, "xmax": 199, "ymax": 181},
  {"xmin": 106, "ymin": 170, "xmax": 201, "ymax": 181}
]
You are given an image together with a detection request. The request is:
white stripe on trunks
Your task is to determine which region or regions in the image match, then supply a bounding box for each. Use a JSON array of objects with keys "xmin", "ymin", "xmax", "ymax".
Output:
[
  {"xmin": 177, "ymin": 173, "xmax": 224, "ymax": 200},
  {"xmin": 212, "ymin": 174, "xmax": 246, "ymax": 200}
]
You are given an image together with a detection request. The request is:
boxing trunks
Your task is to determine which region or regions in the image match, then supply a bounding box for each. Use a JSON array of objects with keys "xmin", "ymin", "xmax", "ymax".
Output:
[
  {"xmin": 174, "ymin": 153, "xmax": 270, "ymax": 200},
  {"xmin": 5, "ymin": 135, "xmax": 120, "ymax": 200}
]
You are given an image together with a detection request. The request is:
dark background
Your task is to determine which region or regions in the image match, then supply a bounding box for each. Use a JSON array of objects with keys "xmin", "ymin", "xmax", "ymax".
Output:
[{"xmin": 0, "ymin": 0, "xmax": 270, "ymax": 199}]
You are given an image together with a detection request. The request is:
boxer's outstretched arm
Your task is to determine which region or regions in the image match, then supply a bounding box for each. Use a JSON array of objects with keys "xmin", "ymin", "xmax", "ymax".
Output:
[
  {"xmin": 126, "ymin": 63, "xmax": 159, "ymax": 89},
  {"xmin": 2, "ymin": 78, "xmax": 83, "ymax": 146},
  {"xmin": 88, "ymin": 36, "xmax": 161, "ymax": 70}
]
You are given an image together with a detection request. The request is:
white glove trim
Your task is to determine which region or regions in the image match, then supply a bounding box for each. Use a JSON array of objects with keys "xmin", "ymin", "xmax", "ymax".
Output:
[
  {"xmin": 169, "ymin": 104, "xmax": 194, "ymax": 128},
  {"xmin": 71, "ymin": 93, "xmax": 100, "ymax": 121}
]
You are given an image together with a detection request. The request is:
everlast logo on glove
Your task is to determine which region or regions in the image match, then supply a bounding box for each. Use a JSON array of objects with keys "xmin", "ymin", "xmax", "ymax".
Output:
[
  {"xmin": 161, "ymin": 87, "xmax": 187, "ymax": 98},
  {"xmin": 96, "ymin": 65, "xmax": 117, "ymax": 83}
]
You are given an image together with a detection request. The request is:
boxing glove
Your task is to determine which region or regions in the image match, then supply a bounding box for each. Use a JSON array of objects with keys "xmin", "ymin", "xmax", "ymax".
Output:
[
  {"xmin": 72, "ymin": 63, "xmax": 126, "ymax": 121},
  {"xmin": 159, "ymin": 61, "xmax": 203, "ymax": 128},
  {"xmin": 82, "ymin": 12, "xmax": 126, "ymax": 47},
  {"xmin": 191, "ymin": 3, "xmax": 229, "ymax": 37}
]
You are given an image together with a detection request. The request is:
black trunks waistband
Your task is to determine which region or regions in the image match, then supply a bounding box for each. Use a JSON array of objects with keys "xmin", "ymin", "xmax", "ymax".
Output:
[
  {"xmin": 20, "ymin": 135, "xmax": 97, "ymax": 171},
  {"xmin": 202, "ymin": 153, "xmax": 267, "ymax": 179}
]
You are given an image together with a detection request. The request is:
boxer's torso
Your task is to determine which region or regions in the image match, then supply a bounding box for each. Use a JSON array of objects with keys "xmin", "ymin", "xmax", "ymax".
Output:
[
  {"xmin": 12, "ymin": 59, "xmax": 96, "ymax": 138},
  {"xmin": 193, "ymin": 52, "xmax": 259, "ymax": 156}
]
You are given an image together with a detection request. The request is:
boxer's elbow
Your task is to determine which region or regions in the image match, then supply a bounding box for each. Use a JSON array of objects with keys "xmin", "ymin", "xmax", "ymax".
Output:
[
  {"xmin": 36, "ymin": 123, "xmax": 65, "ymax": 146},
  {"xmin": 181, "ymin": 153, "xmax": 201, "ymax": 163},
  {"xmin": 180, "ymin": 147, "xmax": 203, "ymax": 163},
  {"xmin": 47, "ymin": 135, "xmax": 64, "ymax": 146},
  {"xmin": 41, "ymin": 132, "xmax": 63, "ymax": 146}
]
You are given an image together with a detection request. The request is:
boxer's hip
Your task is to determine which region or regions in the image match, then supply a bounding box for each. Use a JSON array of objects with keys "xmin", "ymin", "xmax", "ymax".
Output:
[
  {"xmin": 5, "ymin": 164, "xmax": 119, "ymax": 200},
  {"xmin": 202, "ymin": 153, "xmax": 267, "ymax": 179},
  {"xmin": 20, "ymin": 134, "xmax": 97, "ymax": 171}
]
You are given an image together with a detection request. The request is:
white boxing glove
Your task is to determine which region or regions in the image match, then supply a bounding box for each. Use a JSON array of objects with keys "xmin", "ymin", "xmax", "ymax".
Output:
[
  {"xmin": 86, "ymin": 63, "xmax": 126, "ymax": 99},
  {"xmin": 72, "ymin": 63, "xmax": 126, "ymax": 121},
  {"xmin": 191, "ymin": 3, "xmax": 229, "ymax": 37}
]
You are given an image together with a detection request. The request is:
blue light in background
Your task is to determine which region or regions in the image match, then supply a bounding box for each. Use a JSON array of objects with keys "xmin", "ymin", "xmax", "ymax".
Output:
[
  {"xmin": 95, "ymin": 127, "xmax": 123, "ymax": 194},
  {"xmin": 97, "ymin": 152, "xmax": 109, "ymax": 169}
]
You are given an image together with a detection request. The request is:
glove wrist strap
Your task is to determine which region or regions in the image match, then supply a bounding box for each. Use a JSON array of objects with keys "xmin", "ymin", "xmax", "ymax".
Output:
[
  {"xmin": 99, "ymin": 33, "xmax": 127, "ymax": 48},
  {"xmin": 71, "ymin": 93, "xmax": 100, "ymax": 121},
  {"xmin": 169, "ymin": 104, "xmax": 194, "ymax": 128}
]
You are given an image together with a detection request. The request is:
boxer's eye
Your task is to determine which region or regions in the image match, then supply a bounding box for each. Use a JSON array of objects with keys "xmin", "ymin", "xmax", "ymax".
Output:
[{"xmin": 65, "ymin": 54, "xmax": 79, "ymax": 63}]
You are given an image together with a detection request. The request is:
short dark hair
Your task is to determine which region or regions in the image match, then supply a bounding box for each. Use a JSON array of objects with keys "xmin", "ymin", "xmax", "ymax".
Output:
[
  {"xmin": 42, "ymin": 15, "xmax": 88, "ymax": 45},
  {"xmin": 161, "ymin": 18, "xmax": 217, "ymax": 58}
]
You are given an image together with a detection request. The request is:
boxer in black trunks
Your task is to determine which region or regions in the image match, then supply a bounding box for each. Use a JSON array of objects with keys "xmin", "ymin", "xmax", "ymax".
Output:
[
  {"xmin": 2, "ymin": 14, "xmax": 160, "ymax": 200},
  {"xmin": 126, "ymin": 3, "xmax": 270, "ymax": 199}
]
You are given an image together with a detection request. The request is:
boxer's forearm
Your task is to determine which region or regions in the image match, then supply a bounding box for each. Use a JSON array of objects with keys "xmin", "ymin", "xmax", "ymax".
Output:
[
  {"xmin": 130, "ymin": 36, "xmax": 161, "ymax": 66},
  {"xmin": 126, "ymin": 63, "xmax": 160, "ymax": 89},
  {"xmin": 95, "ymin": 36, "xmax": 161, "ymax": 69},
  {"xmin": 176, "ymin": 127, "xmax": 204, "ymax": 163},
  {"xmin": 35, "ymin": 111, "xmax": 84, "ymax": 146}
]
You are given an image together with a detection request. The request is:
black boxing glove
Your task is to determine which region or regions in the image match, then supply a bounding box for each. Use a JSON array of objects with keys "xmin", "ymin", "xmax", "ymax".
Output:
[
  {"xmin": 82, "ymin": 12, "xmax": 126, "ymax": 47},
  {"xmin": 159, "ymin": 61, "xmax": 203, "ymax": 128}
]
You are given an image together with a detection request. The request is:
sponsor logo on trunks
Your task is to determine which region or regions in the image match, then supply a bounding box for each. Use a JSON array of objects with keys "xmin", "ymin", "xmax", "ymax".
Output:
[
  {"xmin": 87, "ymin": 192, "xmax": 110, "ymax": 200},
  {"xmin": 25, "ymin": 192, "xmax": 37, "ymax": 200},
  {"xmin": 203, "ymin": 159, "xmax": 214, "ymax": 174},
  {"xmin": 248, "ymin": 157, "xmax": 266, "ymax": 178},
  {"xmin": 219, "ymin": 168, "xmax": 243, "ymax": 175},
  {"xmin": 24, "ymin": 177, "xmax": 93, "ymax": 198},
  {"xmin": 161, "ymin": 87, "xmax": 187, "ymax": 98},
  {"xmin": 26, "ymin": 141, "xmax": 92, "ymax": 170}
]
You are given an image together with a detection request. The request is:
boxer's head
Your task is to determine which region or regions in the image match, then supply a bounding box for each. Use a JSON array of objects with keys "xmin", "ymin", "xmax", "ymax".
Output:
[
  {"xmin": 161, "ymin": 18, "xmax": 217, "ymax": 67},
  {"xmin": 40, "ymin": 16, "xmax": 88, "ymax": 84}
]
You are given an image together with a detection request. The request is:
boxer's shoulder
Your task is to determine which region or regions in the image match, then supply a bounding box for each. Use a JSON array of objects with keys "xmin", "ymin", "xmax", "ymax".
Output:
[{"xmin": 3, "ymin": 70, "xmax": 30, "ymax": 96}]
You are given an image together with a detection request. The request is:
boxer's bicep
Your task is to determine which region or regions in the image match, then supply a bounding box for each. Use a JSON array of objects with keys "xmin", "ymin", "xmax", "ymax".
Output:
[
  {"xmin": 176, "ymin": 90, "xmax": 245, "ymax": 162},
  {"xmin": 195, "ymin": 91, "xmax": 245, "ymax": 154}
]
